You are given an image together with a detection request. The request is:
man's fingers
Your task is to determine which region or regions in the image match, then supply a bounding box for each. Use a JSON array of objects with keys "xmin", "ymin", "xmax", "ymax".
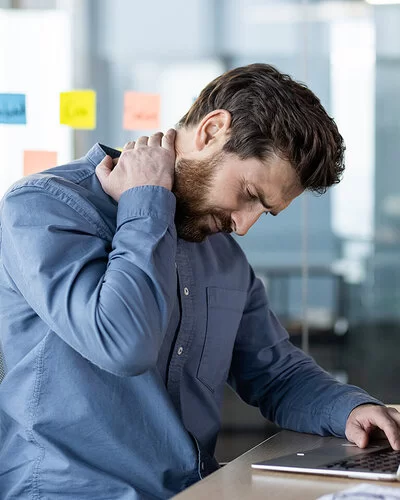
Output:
[
  {"xmin": 95, "ymin": 155, "xmax": 114, "ymax": 184},
  {"xmin": 347, "ymin": 426, "xmax": 370, "ymax": 449},
  {"xmin": 123, "ymin": 141, "xmax": 135, "ymax": 150},
  {"xmin": 135, "ymin": 136, "xmax": 149, "ymax": 148},
  {"xmin": 161, "ymin": 128, "xmax": 176, "ymax": 151},
  {"xmin": 148, "ymin": 132, "xmax": 163, "ymax": 147},
  {"xmin": 388, "ymin": 407, "xmax": 400, "ymax": 418},
  {"xmin": 371, "ymin": 412, "xmax": 400, "ymax": 450},
  {"xmin": 347, "ymin": 408, "xmax": 400, "ymax": 450},
  {"xmin": 123, "ymin": 130, "xmax": 175, "ymax": 151},
  {"xmin": 385, "ymin": 409, "xmax": 400, "ymax": 449}
]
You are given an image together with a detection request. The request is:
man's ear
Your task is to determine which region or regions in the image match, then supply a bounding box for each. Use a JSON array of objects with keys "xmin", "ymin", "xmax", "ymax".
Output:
[{"xmin": 194, "ymin": 109, "xmax": 231, "ymax": 152}]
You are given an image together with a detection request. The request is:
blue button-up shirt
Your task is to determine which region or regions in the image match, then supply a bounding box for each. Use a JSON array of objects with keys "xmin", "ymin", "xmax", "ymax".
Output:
[{"xmin": 0, "ymin": 144, "xmax": 382, "ymax": 499}]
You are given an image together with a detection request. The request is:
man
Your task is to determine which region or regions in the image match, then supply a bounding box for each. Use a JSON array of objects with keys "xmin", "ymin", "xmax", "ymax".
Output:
[{"xmin": 0, "ymin": 63, "xmax": 399, "ymax": 499}]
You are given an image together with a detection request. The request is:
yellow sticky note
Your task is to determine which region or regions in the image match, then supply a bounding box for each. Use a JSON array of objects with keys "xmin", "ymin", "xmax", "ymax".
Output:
[
  {"xmin": 123, "ymin": 91, "xmax": 160, "ymax": 130},
  {"xmin": 60, "ymin": 90, "xmax": 96, "ymax": 129},
  {"xmin": 24, "ymin": 150, "xmax": 58, "ymax": 176}
]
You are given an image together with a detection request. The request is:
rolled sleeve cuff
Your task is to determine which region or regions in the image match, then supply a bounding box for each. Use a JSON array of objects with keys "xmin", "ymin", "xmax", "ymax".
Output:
[
  {"xmin": 328, "ymin": 391, "xmax": 385, "ymax": 437},
  {"xmin": 117, "ymin": 185, "xmax": 176, "ymax": 229}
]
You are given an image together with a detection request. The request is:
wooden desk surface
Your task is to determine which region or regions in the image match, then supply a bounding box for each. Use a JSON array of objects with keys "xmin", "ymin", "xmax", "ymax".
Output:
[{"xmin": 174, "ymin": 405, "xmax": 400, "ymax": 500}]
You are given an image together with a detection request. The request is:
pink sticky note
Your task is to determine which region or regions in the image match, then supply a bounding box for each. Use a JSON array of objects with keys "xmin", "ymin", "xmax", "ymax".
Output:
[
  {"xmin": 24, "ymin": 150, "xmax": 58, "ymax": 176},
  {"xmin": 123, "ymin": 91, "xmax": 161, "ymax": 130}
]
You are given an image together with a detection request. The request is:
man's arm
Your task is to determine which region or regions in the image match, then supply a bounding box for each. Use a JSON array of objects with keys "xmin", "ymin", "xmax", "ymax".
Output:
[
  {"xmin": 1, "ymin": 131, "xmax": 177, "ymax": 377},
  {"xmin": 228, "ymin": 268, "xmax": 400, "ymax": 449}
]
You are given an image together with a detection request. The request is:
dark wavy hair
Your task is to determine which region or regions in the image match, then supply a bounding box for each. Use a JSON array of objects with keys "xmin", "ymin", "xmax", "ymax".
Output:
[{"xmin": 178, "ymin": 63, "xmax": 345, "ymax": 194}]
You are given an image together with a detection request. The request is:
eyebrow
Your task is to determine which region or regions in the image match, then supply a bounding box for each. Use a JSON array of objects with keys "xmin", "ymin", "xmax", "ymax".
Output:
[{"xmin": 254, "ymin": 187, "xmax": 278, "ymax": 216}]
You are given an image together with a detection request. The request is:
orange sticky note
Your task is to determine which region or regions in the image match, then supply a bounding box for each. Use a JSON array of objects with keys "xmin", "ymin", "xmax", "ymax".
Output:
[
  {"xmin": 123, "ymin": 91, "xmax": 160, "ymax": 130},
  {"xmin": 24, "ymin": 150, "xmax": 58, "ymax": 176}
]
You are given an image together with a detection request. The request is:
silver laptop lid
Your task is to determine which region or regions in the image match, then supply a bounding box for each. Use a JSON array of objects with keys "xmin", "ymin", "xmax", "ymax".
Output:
[{"xmin": 252, "ymin": 442, "xmax": 400, "ymax": 481}]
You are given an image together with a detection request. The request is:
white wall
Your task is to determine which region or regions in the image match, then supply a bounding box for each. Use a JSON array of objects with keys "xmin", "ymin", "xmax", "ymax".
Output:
[{"xmin": 0, "ymin": 9, "xmax": 73, "ymax": 197}]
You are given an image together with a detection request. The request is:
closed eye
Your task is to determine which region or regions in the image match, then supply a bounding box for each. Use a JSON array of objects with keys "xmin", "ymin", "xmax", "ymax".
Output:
[
  {"xmin": 246, "ymin": 189, "xmax": 258, "ymax": 201},
  {"xmin": 247, "ymin": 189, "xmax": 271, "ymax": 216}
]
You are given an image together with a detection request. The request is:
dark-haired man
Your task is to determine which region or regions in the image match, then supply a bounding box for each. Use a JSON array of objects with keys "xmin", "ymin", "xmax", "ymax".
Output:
[{"xmin": 0, "ymin": 64, "xmax": 399, "ymax": 499}]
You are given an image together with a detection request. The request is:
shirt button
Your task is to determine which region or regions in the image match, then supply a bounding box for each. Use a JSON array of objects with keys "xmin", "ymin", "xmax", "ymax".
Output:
[
  {"xmin": 201, "ymin": 461, "xmax": 205, "ymax": 471},
  {"xmin": 183, "ymin": 287, "xmax": 190, "ymax": 296},
  {"xmin": 177, "ymin": 346, "xmax": 184, "ymax": 355}
]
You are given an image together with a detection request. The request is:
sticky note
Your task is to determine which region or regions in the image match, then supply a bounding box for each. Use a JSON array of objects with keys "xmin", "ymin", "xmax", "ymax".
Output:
[
  {"xmin": 123, "ymin": 91, "xmax": 160, "ymax": 130},
  {"xmin": 23, "ymin": 150, "xmax": 58, "ymax": 176},
  {"xmin": 0, "ymin": 93, "xmax": 26, "ymax": 124},
  {"xmin": 60, "ymin": 90, "xmax": 96, "ymax": 129}
]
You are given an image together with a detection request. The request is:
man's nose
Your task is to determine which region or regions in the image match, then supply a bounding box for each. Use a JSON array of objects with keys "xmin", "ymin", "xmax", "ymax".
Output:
[{"xmin": 231, "ymin": 210, "xmax": 264, "ymax": 236}]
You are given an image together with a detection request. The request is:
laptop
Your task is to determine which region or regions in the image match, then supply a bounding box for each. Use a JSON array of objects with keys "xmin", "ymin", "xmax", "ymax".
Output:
[{"xmin": 252, "ymin": 440, "xmax": 400, "ymax": 481}]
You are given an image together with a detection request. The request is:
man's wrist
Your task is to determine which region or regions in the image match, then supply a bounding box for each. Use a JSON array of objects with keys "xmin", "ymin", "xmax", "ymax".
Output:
[{"xmin": 328, "ymin": 392, "xmax": 384, "ymax": 437}]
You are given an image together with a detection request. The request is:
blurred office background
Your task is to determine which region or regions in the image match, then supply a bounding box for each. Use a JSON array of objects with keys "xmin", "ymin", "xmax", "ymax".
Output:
[{"xmin": 1, "ymin": 0, "xmax": 399, "ymax": 462}]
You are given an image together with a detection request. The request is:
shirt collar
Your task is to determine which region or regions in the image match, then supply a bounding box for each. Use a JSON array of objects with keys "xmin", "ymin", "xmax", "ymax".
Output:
[{"xmin": 86, "ymin": 143, "xmax": 121, "ymax": 167}]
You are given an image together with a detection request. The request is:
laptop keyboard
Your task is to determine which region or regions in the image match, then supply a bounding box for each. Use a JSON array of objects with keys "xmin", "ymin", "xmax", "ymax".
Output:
[{"xmin": 326, "ymin": 448, "xmax": 400, "ymax": 473}]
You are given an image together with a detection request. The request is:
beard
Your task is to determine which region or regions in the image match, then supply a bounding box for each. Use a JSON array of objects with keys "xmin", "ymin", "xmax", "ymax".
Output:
[{"xmin": 172, "ymin": 153, "xmax": 233, "ymax": 242}]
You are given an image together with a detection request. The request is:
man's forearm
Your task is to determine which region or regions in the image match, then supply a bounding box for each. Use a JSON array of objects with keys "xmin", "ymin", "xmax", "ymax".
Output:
[{"xmin": 2, "ymin": 181, "xmax": 177, "ymax": 376}]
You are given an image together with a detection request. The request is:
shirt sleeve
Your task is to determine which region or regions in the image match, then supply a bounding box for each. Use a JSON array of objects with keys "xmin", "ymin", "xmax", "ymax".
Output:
[
  {"xmin": 228, "ymin": 268, "xmax": 384, "ymax": 437},
  {"xmin": 1, "ymin": 180, "xmax": 177, "ymax": 377}
]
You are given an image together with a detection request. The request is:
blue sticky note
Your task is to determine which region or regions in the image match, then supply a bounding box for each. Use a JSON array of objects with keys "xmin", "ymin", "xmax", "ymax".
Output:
[{"xmin": 0, "ymin": 93, "xmax": 27, "ymax": 124}]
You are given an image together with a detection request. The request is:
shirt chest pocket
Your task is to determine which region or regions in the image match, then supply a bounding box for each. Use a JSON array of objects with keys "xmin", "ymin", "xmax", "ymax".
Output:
[{"xmin": 197, "ymin": 287, "xmax": 247, "ymax": 392}]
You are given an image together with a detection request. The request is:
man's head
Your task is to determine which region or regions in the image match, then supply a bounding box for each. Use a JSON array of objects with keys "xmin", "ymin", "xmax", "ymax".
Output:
[{"xmin": 173, "ymin": 63, "xmax": 345, "ymax": 242}]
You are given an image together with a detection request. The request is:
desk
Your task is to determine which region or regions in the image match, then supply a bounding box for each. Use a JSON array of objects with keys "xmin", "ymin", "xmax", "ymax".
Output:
[{"xmin": 174, "ymin": 405, "xmax": 400, "ymax": 500}]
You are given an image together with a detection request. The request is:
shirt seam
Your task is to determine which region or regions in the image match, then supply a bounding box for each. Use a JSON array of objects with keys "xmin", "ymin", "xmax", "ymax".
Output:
[
  {"xmin": 86, "ymin": 154, "xmax": 101, "ymax": 169},
  {"xmin": 28, "ymin": 330, "xmax": 50, "ymax": 500},
  {"xmin": 8, "ymin": 180, "xmax": 111, "ymax": 240},
  {"xmin": 189, "ymin": 433, "xmax": 204, "ymax": 480},
  {"xmin": 71, "ymin": 167, "xmax": 98, "ymax": 185},
  {"xmin": 118, "ymin": 209, "xmax": 174, "ymax": 229}
]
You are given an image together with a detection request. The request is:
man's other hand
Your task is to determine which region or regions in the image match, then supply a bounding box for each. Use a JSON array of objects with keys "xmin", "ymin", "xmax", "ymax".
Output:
[
  {"xmin": 345, "ymin": 404, "xmax": 400, "ymax": 450},
  {"xmin": 95, "ymin": 129, "xmax": 176, "ymax": 202}
]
